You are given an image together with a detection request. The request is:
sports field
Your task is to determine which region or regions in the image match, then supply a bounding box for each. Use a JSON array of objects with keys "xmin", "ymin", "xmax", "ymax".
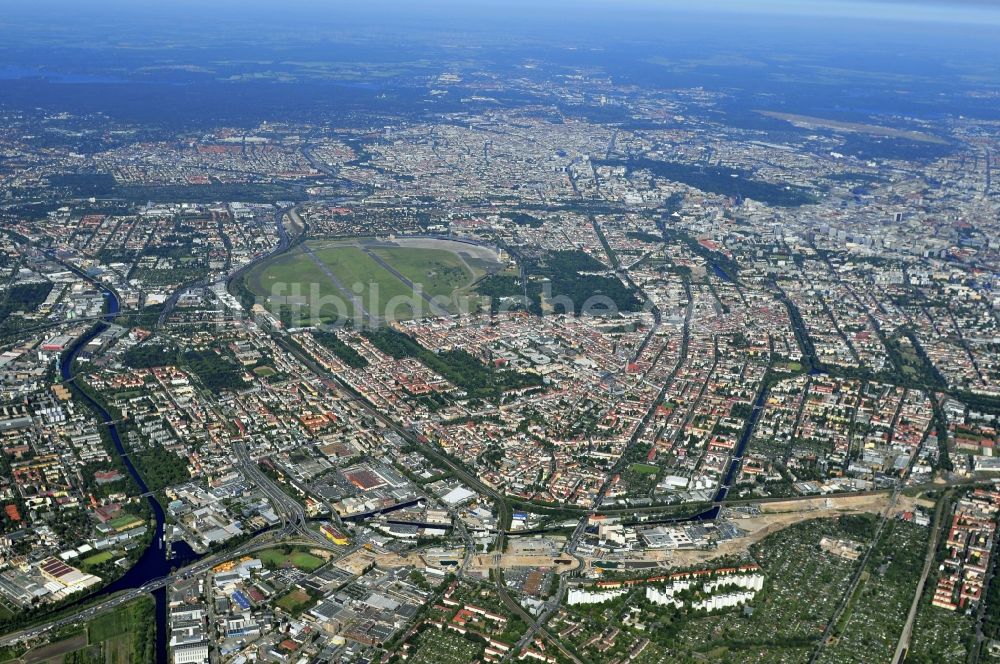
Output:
[
  {"xmin": 82, "ymin": 550, "xmax": 115, "ymax": 567},
  {"xmin": 245, "ymin": 237, "xmax": 503, "ymax": 323},
  {"xmin": 276, "ymin": 588, "xmax": 316, "ymax": 615}
]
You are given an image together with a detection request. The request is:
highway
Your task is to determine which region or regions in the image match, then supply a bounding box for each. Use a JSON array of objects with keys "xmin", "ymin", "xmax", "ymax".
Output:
[
  {"xmin": 0, "ymin": 526, "xmax": 333, "ymax": 649},
  {"xmin": 270, "ymin": 457, "xmax": 348, "ymax": 532},
  {"xmin": 231, "ymin": 440, "xmax": 333, "ymax": 550}
]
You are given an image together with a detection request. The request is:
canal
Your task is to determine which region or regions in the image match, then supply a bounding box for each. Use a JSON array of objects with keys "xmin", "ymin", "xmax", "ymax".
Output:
[
  {"xmin": 673, "ymin": 261, "xmax": 770, "ymax": 522},
  {"xmin": 61, "ymin": 288, "xmax": 198, "ymax": 664}
]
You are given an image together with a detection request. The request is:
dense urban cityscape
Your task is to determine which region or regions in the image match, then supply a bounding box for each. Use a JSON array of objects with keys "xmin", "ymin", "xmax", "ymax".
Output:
[{"xmin": 0, "ymin": 1, "xmax": 999, "ymax": 662}]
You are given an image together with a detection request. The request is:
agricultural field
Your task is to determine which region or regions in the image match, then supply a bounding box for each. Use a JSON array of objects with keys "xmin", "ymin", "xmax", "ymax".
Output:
[{"xmin": 244, "ymin": 237, "xmax": 502, "ymax": 322}]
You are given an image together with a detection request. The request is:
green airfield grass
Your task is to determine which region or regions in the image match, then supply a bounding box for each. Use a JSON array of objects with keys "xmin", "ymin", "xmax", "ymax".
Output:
[
  {"xmin": 369, "ymin": 246, "xmax": 477, "ymax": 298},
  {"xmin": 311, "ymin": 245, "xmax": 416, "ymax": 318},
  {"xmin": 246, "ymin": 240, "xmax": 492, "ymax": 321},
  {"xmin": 246, "ymin": 246, "xmax": 347, "ymax": 321}
]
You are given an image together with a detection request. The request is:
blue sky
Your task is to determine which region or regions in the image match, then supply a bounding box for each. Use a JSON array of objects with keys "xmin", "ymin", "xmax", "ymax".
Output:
[
  {"xmin": 662, "ymin": 0, "xmax": 1000, "ymax": 24},
  {"xmin": 5, "ymin": 0, "xmax": 1000, "ymax": 45},
  {"xmin": 8, "ymin": 1, "xmax": 1000, "ymax": 28},
  {"xmin": 14, "ymin": 0, "xmax": 1000, "ymax": 22}
]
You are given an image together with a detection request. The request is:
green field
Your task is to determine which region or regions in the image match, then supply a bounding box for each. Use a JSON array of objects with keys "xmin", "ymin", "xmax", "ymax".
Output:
[
  {"xmin": 258, "ymin": 547, "xmax": 325, "ymax": 572},
  {"xmin": 88, "ymin": 606, "xmax": 135, "ymax": 643},
  {"xmin": 245, "ymin": 246, "xmax": 345, "ymax": 323},
  {"xmin": 312, "ymin": 245, "xmax": 417, "ymax": 318},
  {"xmin": 81, "ymin": 551, "xmax": 114, "ymax": 567},
  {"xmin": 628, "ymin": 462, "xmax": 660, "ymax": 475},
  {"xmin": 47, "ymin": 596, "xmax": 157, "ymax": 664},
  {"xmin": 276, "ymin": 588, "xmax": 316, "ymax": 615},
  {"xmin": 106, "ymin": 515, "xmax": 143, "ymax": 531},
  {"xmin": 370, "ymin": 246, "xmax": 475, "ymax": 298},
  {"xmin": 244, "ymin": 239, "xmax": 496, "ymax": 323}
]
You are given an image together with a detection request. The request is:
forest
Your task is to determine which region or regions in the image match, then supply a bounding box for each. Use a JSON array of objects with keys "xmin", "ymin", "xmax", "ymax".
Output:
[
  {"xmin": 596, "ymin": 157, "xmax": 816, "ymax": 207},
  {"xmin": 522, "ymin": 250, "xmax": 643, "ymax": 316}
]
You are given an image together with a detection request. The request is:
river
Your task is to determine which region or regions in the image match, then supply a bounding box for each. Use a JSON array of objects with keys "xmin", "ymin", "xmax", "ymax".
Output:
[{"xmin": 61, "ymin": 288, "xmax": 198, "ymax": 664}]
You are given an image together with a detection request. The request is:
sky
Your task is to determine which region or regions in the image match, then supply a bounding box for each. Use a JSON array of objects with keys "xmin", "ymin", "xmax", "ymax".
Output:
[
  {"xmin": 3, "ymin": 0, "xmax": 998, "ymax": 39},
  {"xmin": 671, "ymin": 0, "xmax": 1000, "ymax": 24},
  {"xmin": 3, "ymin": 0, "xmax": 999, "ymax": 60},
  {"xmin": 9, "ymin": 0, "xmax": 1000, "ymax": 24}
]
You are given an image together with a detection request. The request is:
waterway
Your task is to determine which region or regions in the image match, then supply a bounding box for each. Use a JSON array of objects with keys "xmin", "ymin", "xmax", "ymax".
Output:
[
  {"xmin": 673, "ymin": 378, "xmax": 770, "ymax": 524},
  {"xmin": 672, "ymin": 261, "xmax": 769, "ymax": 522},
  {"xmin": 61, "ymin": 288, "xmax": 197, "ymax": 664},
  {"xmin": 669, "ymin": 259, "xmax": 824, "ymax": 524}
]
